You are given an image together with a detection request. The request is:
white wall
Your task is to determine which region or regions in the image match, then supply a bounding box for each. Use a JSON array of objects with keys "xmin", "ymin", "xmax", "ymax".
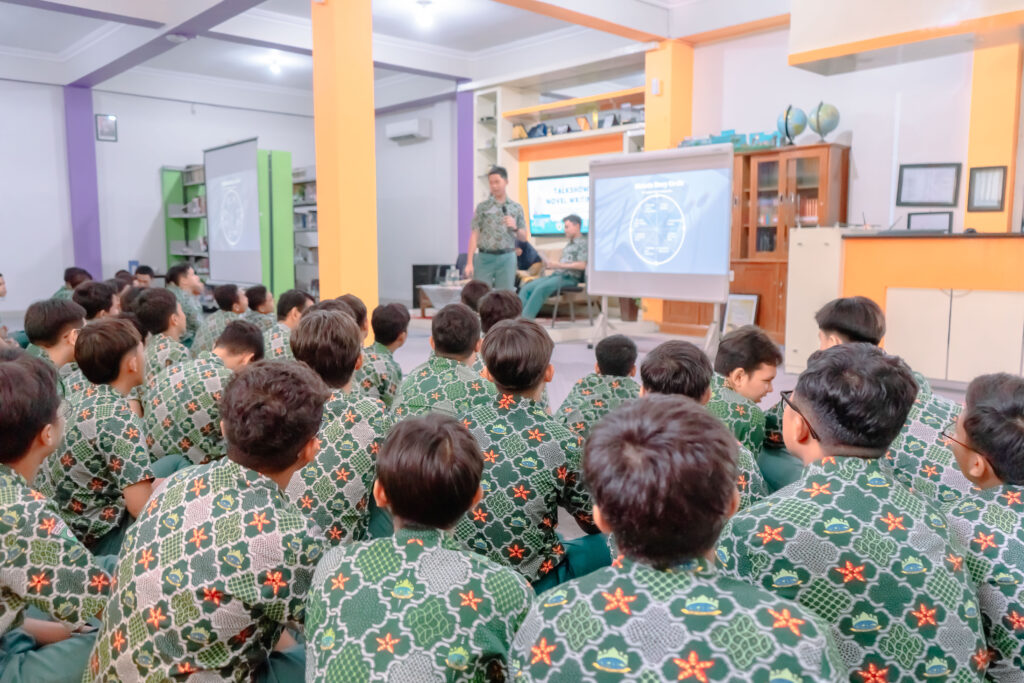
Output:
[
  {"xmin": 375, "ymin": 99, "xmax": 458, "ymax": 305},
  {"xmin": 693, "ymin": 29, "xmax": 973, "ymax": 231}
]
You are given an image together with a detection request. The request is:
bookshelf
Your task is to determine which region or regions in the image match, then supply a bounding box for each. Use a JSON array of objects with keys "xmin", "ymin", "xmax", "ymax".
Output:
[
  {"xmin": 161, "ymin": 165, "xmax": 209, "ymax": 278},
  {"xmin": 292, "ymin": 165, "xmax": 318, "ymax": 298}
]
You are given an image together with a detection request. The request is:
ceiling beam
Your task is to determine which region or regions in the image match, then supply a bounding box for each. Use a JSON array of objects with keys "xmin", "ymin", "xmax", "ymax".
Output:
[
  {"xmin": 0, "ymin": 0, "xmax": 162, "ymax": 28},
  {"xmin": 490, "ymin": 0, "xmax": 670, "ymax": 42}
]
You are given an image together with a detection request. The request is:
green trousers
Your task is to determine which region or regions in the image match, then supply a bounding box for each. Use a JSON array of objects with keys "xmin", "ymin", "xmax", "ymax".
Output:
[
  {"xmin": 519, "ymin": 273, "xmax": 579, "ymax": 319},
  {"xmin": 150, "ymin": 453, "xmax": 193, "ymax": 479},
  {"xmin": 0, "ymin": 629, "xmax": 96, "ymax": 683},
  {"xmin": 532, "ymin": 533, "xmax": 612, "ymax": 593},
  {"xmin": 255, "ymin": 644, "xmax": 306, "ymax": 683},
  {"xmin": 87, "ymin": 515, "xmax": 132, "ymax": 557},
  {"xmin": 757, "ymin": 446, "xmax": 805, "ymax": 492},
  {"xmin": 472, "ymin": 252, "xmax": 516, "ymax": 291}
]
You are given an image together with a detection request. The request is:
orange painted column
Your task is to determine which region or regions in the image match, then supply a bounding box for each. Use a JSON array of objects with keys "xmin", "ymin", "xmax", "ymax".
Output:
[
  {"xmin": 311, "ymin": 0, "xmax": 379, "ymax": 307},
  {"xmin": 965, "ymin": 39, "xmax": 1023, "ymax": 233}
]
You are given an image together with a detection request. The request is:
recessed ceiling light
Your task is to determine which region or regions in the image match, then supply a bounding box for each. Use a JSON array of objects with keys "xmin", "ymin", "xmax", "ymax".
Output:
[
  {"xmin": 165, "ymin": 33, "xmax": 191, "ymax": 44},
  {"xmin": 415, "ymin": 0, "xmax": 434, "ymax": 29}
]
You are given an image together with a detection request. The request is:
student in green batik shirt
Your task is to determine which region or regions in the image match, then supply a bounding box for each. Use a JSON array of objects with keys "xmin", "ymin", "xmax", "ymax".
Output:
[
  {"xmin": 164, "ymin": 263, "xmax": 204, "ymax": 348},
  {"xmin": 466, "ymin": 166, "xmax": 527, "ymax": 291},
  {"xmin": 355, "ymin": 302, "xmax": 409, "ymax": 408},
  {"xmin": 242, "ymin": 284, "xmax": 276, "ymax": 333},
  {"xmin": 132, "ymin": 287, "xmax": 189, "ymax": 389},
  {"xmin": 943, "ymin": 373, "xmax": 1024, "ymax": 681},
  {"xmin": 61, "ymin": 280, "xmax": 121, "ymax": 406},
  {"xmin": 264, "ymin": 289, "xmax": 314, "ymax": 361},
  {"xmin": 519, "ymin": 214, "xmax": 588, "ymax": 320},
  {"xmin": 52, "ymin": 267, "xmax": 92, "ymax": 301},
  {"xmin": 512, "ymin": 395, "xmax": 844, "ymax": 682},
  {"xmin": 717, "ymin": 344, "xmax": 986, "ymax": 683},
  {"xmin": 23, "ymin": 299, "xmax": 86, "ymax": 400},
  {"xmin": 305, "ymin": 414, "xmax": 533, "ymax": 682},
  {"xmin": 0, "ymin": 350, "xmax": 113, "ymax": 683},
  {"xmin": 558, "ymin": 334, "xmax": 640, "ymax": 441},
  {"xmin": 284, "ymin": 309, "xmax": 392, "ymax": 544},
  {"xmin": 190, "ymin": 283, "xmax": 247, "ymax": 357},
  {"xmin": 460, "ymin": 279, "xmax": 491, "ymax": 314},
  {"xmin": 85, "ymin": 361, "xmax": 329, "ymax": 683},
  {"xmin": 393, "ymin": 304, "xmax": 494, "ymax": 420}
]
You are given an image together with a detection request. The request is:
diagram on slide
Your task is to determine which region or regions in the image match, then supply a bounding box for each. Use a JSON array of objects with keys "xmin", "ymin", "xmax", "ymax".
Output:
[
  {"xmin": 218, "ymin": 184, "xmax": 245, "ymax": 247},
  {"xmin": 628, "ymin": 192, "xmax": 686, "ymax": 265}
]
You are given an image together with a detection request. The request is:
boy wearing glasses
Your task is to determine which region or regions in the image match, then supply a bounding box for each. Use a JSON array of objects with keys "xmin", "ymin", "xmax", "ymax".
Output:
[{"xmin": 944, "ymin": 373, "xmax": 1024, "ymax": 680}]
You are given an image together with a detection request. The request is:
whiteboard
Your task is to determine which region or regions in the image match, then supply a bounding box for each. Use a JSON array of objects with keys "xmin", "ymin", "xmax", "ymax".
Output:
[{"xmin": 205, "ymin": 138, "xmax": 262, "ymax": 285}]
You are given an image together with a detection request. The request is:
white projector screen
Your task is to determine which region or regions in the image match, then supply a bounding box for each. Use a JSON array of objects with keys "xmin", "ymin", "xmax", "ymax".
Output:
[
  {"xmin": 205, "ymin": 138, "xmax": 262, "ymax": 285},
  {"xmin": 587, "ymin": 144, "xmax": 734, "ymax": 303}
]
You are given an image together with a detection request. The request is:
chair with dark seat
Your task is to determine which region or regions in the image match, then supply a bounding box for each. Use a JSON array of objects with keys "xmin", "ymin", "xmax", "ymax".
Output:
[{"xmin": 547, "ymin": 282, "xmax": 596, "ymax": 328}]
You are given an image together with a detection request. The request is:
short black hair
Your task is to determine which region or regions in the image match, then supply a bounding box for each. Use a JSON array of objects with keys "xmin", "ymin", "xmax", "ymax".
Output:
[
  {"xmin": 214, "ymin": 320, "xmax": 264, "ymax": 361},
  {"xmin": 307, "ymin": 299, "xmax": 354, "ymax": 318},
  {"xmin": 277, "ymin": 289, "xmax": 314, "ymax": 321},
  {"xmin": 0, "ymin": 352, "xmax": 60, "ymax": 463},
  {"xmin": 213, "ymin": 284, "xmax": 240, "ymax": 312},
  {"xmin": 487, "ymin": 166, "xmax": 508, "ymax": 181},
  {"xmin": 371, "ymin": 303, "xmax": 410, "ymax": 346},
  {"xmin": 432, "ymin": 304, "xmax": 480, "ymax": 358},
  {"xmin": 563, "ymin": 214, "xmax": 582, "ymax": 228},
  {"xmin": 64, "ymin": 267, "xmax": 92, "ymax": 289},
  {"xmin": 596, "ymin": 335, "xmax": 637, "ymax": 377},
  {"xmin": 134, "ymin": 288, "xmax": 179, "ymax": 336},
  {"xmin": 120, "ymin": 286, "xmax": 145, "ymax": 314},
  {"xmin": 815, "ymin": 296, "xmax": 886, "ymax": 345},
  {"xmin": 460, "ymin": 280, "xmax": 492, "ymax": 312},
  {"xmin": 714, "ymin": 325, "xmax": 782, "ymax": 375},
  {"xmin": 73, "ymin": 280, "xmax": 117, "ymax": 320},
  {"xmin": 796, "ymin": 343, "xmax": 916, "ymax": 453},
  {"xmin": 112, "ymin": 273, "xmax": 134, "ymax": 292},
  {"xmin": 164, "ymin": 263, "xmax": 194, "ymax": 286},
  {"xmin": 115, "ymin": 311, "xmax": 147, "ymax": 340},
  {"xmin": 290, "ymin": 310, "xmax": 362, "ymax": 388},
  {"xmin": 245, "ymin": 285, "xmax": 269, "ymax": 310},
  {"xmin": 478, "ymin": 290, "xmax": 522, "ymax": 334},
  {"xmin": 222, "ymin": 361, "xmax": 330, "ymax": 474},
  {"xmin": 377, "ymin": 414, "xmax": 483, "ymax": 528},
  {"xmin": 962, "ymin": 373, "xmax": 1024, "ymax": 484},
  {"xmin": 25, "ymin": 299, "xmax": 86, "ymax": 347},
  {"xmin": 135, "ymin": 265, "xmax": 155, "ymax": 277},
  {"xmin": 75, "ymin": 317, "xmax": 142, "ymax": 385},
  {"xmin": 481, "ymin": 319, "xmax": 552, "ymax": 393},
  {"xmin": 338, "ymin": 294, "xmax": 367, "ymax": 330},
  {"xmin": 641, "ymin": 341, "xmax": 712, "ymax": 399}
]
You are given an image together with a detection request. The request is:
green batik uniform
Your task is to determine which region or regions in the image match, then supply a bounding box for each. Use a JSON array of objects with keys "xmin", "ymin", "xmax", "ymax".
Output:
[
  {"xmin": 453, "ymin": 394, "xmax": 598, "ymax": 584},
  {"xmin": 25, "ymin": 344, "xmax": 66, "ymax": 400},
  {"xmin": 392, "ymin": 353, "xmax": 495, "ymax": 420},
  {"xmin": 510, "ymin": 555, "xmax": 844, "ymax": 682},
  {"xmin": 34, "ymin": 384, "xmax": 153, "ymax": 547},
  {"xmin": 944, "ymin": 484, "xmax": 1024, "ymax": 680},
  {"xmin": 717, "ymin": 456, "xmax": 986, "ymax": 682},
  {"xmin": 60, "ymin": 362, "xmax": 91, "ymax": 406},
  {"xmin": 83, "ymin": 458, "xmax": 325, "ymax": 682},
  {"xmin": 285, "ymin": 391, "xmax": 392, "ymax": 544},
  {"xmin": 735, "ymin": 444, "xmax": 769, "ymax": 512},
  {"xmin": 143, "ymin": 332, "xmax": 190, "ymax": 388},
  {"xmin": 556, "ymin": 373, "xmax": 639, "ymax": 441},
  {"xmin": 305, "ymin": 527, "xmax": 532, "ymax": 682},
  {"xmin": 519, "ymin": 236, "xmax": 588, "ymax": 320},
  {"xmin": 52, "ymin": 285, "xmax": 73, "ymax": 301},
  {"xmin": 706, "ymin": 373, "xmax": 767, "ymax": 455},
  {"xmin": 473, "ymin": 356, "xmax": 551, "ymax": 412},
  {"xmin": 242, "ymin": 309, "xmax": 275, "ymax": 334},
  {"xmin": 471, "ymin": 196, "xmax": 526, "ymax": 291},
  {"xmin": 144, "ymin": 352, "xmax": 233, "ymax": 464},
  {"xmin": 353, "ymin": 343, "xmax": 403, "ymax": 409},
  {"xmin": 167, "ymin": 284, "xmax": 201, "ymax": 347},
  {"xmin": 264, "ymin": 322, "xmax": 294, "ymax": 361},
  {"xmin": 190, "ymin": 310, "xmax": 238, "ymax": 358}
]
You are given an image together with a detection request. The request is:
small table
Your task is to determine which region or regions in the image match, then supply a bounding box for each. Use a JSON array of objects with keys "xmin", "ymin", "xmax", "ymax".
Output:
[{"xmin": 417, "ymin": 283, "xmax": 465, "ymax": 317}]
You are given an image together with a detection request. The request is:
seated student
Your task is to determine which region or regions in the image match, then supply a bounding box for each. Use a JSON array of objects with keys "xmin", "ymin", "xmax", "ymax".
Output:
[
  {"xmin": 190, "ymin": 283, "xmax": 247, "ymax": 356},
  {"xmin": 284, "ymin": 309, "xmax": 392, "ymax": 543},
  {"xmin": 34, "ymin": 318, "xmax": 154, "ymax": 555},
  {"xmin": 393, "ymin": 303, "xmax": 494, "ymax": 419},
  {"xmin": 107, "ymin": 275, "xmax": 132, "ymax": 301},
  {"xmin": 306, "ymin": 415, "xmax": 532, "ymax": 681},
  {"xmin": 265, "ymin": 288, "xmax": 314, "ymax": 360},
  {"xmin": 132, "ymin": 264, "xmax": 155, "ymax": 288},
  {"xmin": 85, "ymin": 361, "xmax": 328, "ymax": 683},
  {"xmin": 717, "ymin": 344, "xmax": 986, "ymax": 681},
  {"xmin": 164, "ymin": 263, "xmax": 204, "ymax": 347},
  {"xmin": 53, "ymin": 267, "xmax": 92, "ymax": 301},
  {"xmin": 24, "ymin": 299, "xmax": 86, "ymax": 398},
  {"xmin": 353, "ymin": 302, "xmax": 409, "ymax": 409},
  {"xmin": 471, "ymin": 289, "xmax": 522, "ymax": 377},
  {"xmin": 455, "ymin": 319, "xmax": 603, "ymax": 589},
  {"xmin": 641, "ymin": 340, "xmax": 767, "ymax": 511},
  {"xmin": 242, "ymin": 284, "xmax": 276, "ymax": 332},
  {"xmin": 62, "ymin": 280, "xmax": 121, "ymax": 403},
  {"xmin": 558, "ymin": 334, "xmax": 640, "ymax": 440},
  {"xmin": 942, "ymin": 373, "xmax": 1024, "ymax": 679},
  {"xmin": 341, "ymin": 293, "xmax": 389, "ymax": 403},
  {"xmin": 511, "ymin": 395, "xmax": 843, "ymax": 682},
  {"xmin": 133, "ymin": 287, "xmax": 189, "ymax": 386},
  {"xmin": 519, "ymin": 215, "xmax": 587, "ymax": 320},
  {"xmin": 515, "ymin": 238, "xmax": 544, "ymax": 284},
  {"xmin": 461, "ymin": 279, "xmax": 492, "ymax": 312},
  {"xmin": 0, "ymin": 351, "xmax": 113, "ymax": 683}
]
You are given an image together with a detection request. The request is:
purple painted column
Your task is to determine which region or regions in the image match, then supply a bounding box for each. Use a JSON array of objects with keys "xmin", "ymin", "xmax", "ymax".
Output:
[
  {"xmin": 63, "ymin": 86, "xmax": 103, "ymax": 277},
  {"xmin": 456, "ymin": 90, "xmax": 474, "ymax": 252}
]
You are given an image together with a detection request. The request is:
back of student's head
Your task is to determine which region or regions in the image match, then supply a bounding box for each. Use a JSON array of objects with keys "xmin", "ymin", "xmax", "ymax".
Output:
[
  {"xmin": 640, "ymin": 340, "xmax": 711, "ymax": 399},
  {"xmin": 213, "ymin": 284, "xmax": 240, "ymax": 312},
  {"xmin": 585, "ymin": 395, "xmax": 737, "ymax": 568},
  {"xmin": 596, "ymin": 335, "xmax": 637, "ymax": 377},
  {"xmin": 277, "ymin": 289, "xmax": 313, "ymax": 321},
  {"xmin": 76, "ymin": 317, "xmax": 142, "ymax": 385},
  {"xmin": 432, "ymin": 304, "xmax": 480, "ymax": 358},
  {"xmin": 25, "ymin": 299, "xmax": 86, "ymax": 347},
  {"xmin": 0, "ymin": 352, "xmax": 61, "ymax": 463},
  {"xmin": 291, "ymin": 310, "xmax": 362, "ymax": 387},
  {"xmin": 460, "ymin": 280, "xmax": 492, "ymax": 312},
  {"xmin": 112, "ymin": 272, "xmax": 134, "ymax": 293},
  {"xmin": 215, "ymin": 320, "xmax": 264, "ymax": 361},
  {"xmin": 134, "ymin": 288, "xmax": 179, "ymax": 336},
  {"xmin": 797, "ymin": 343, "xmax": 916, "ymax": 452},
  {"xmin": 245, "ymin": 285, "xmax": 269, "ymax": 311},
  {"xmin": 478, "ymin": 290, "xmax": 522, "ymax": 334},
  {"xmin": 165, "ymin": 263, "xmax": 193, "ymax": 287},
  {"xmin": 120, "ymin": 285, "xmax": 145, "ymax": 314},
  {"xmin": 372, "ymin": 303, "xmax": 410, "ymax": 345},
  {"xmin": 963, "ymin": 373, "xmax": 1024, "ymax": 484},
  {"xmin": 221, "ymin": 361, "xmax": 330, "ymax": 474},
  {"xmin": 306, "ymin": 298, "xmax": 354, "ymax": 318},
  {"xmin": 377, "ymin": 414, "xmax": 483, "ymax": 528},
  {"xmin": 815, "ymin": 296, "xmax": 886, "ymax": 345},
  {"xmin": 64, "ymin": 267, "xmax": 92, "ymax": 289},
  {"xmin": 338, "ymin": 294, "xmax": 367, "ymax": 329},
  {"xmin": 482, "ymin": 319, "xmax": 552, "ymax": 393},
  {"xmin": 73, "ymin": 280, "xmax": 117, "ymax": 320},
  {"xmin": 714, "ymin": 325, "xmax": 782, "ymax": 375}
]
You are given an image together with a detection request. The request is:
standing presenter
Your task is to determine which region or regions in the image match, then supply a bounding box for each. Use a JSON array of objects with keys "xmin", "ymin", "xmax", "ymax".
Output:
[{"xmin": 466, "ymin": 166, "xmax": 527, "ymax": 290}]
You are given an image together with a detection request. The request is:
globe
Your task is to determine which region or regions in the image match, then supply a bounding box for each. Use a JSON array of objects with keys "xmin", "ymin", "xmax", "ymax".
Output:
[
  {"xmin": 777, "ymin": 106, "xmax": 807, "ymax": 144},
  {"xmin": 809, "ymin": 102, "xmax": 840, "ymax": 141}
]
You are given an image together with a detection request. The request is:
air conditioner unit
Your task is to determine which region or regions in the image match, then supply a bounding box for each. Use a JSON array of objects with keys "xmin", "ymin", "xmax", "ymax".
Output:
[{"xmin": 386, "ymin": 118, "xmax": 432, "ymax": 143}]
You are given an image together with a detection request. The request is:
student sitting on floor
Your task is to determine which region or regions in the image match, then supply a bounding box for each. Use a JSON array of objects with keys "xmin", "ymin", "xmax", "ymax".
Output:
[
  {"xmin": 558, "ymin": 334, "xmax": 640, "ymax": 440},
  {"xmin": 84, "ymin": 361, "xmax": 328, "ymax": 683},
  {"xmin": 0, "ymin": 350, "xmax": 113, "ymax": 683},
  {"xmin": 393, "ymin": 303, "xmax": 494, "ymax": 419},
  {"xmin": 641, "ymin": 340, "xmax": 767, "ymax": 510},
  {"xmin": 472, "ymin": 289, "xmax": 522, "ymax": 378},
  {"xmin": 132, "ymin": 287, "xmax": 189, "ymax": 388},
  {"xmin": 265, "ymin": 289, "xmax": 315, "ymax": 361},
  {"xmin": 284, "ymin": 309, "xmax": 392, "ymax": 544},
  {"xmin": 357, "ymin": 302, "xmax": 409, "ymax": 410},
  {"xmin": 24, "ymin": 299, "xmax": 86, "ymax": 399},
  {"xmin": 717, "ymin": 344, "xmax": 986, "ymax": 682},
  {"xmin": 190, "ymin": 283, "xmax": 247, "ymax": 356},
  {"xmin": 34, "ymin": 318, "xmax": 154, "ymax": 555},
  {"xmin": 242, "ymin": 284, "xmax": 276, "ymax": 333},
  {"xmin": 306, "ymin": 414, "xmax": 532, "ymax": 682},
  {"xmin": 62, "ymin": 280, "xmax": 122, "ymax": 404},
  {"xmin": 943, "ymin": 373, "xmax": 1024, "ymax": 679},
  {"xmin": 52, "ymin": 267, "xmax": 91, "ymax": 301},
  {"xmin": 511, "ymin": 394, "xmax": 843, "ymax": 682},
  {"xmin": 455, "ymin": 319, "xmax": 605, "ymax": 590},
  {"xmin": 164, "ymin": 263, "xmax": 204, "ymax": 348},
  {"xmin": 461, "ymin": 279, "xmax": 492, "ymax": 313}
]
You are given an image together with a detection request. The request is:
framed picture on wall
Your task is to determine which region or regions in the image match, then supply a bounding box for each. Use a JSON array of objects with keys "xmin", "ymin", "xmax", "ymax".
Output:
[
  {"xmin": 896, "ymin": 163, "xmax": 961, "ymax": 207},
  {"xmin": 907, "ymin": 211, "xmax": 953, "ymax": 233},
  {"xmin": 967, "ymin": 165, "xmax": 1007, "ymax": 211},
  {"xmin": 95, "ymin": 114, "xmax": 117, "ymax": 142},
  {"xmin": 723, "ymin": 294, "xmax": 758, "ymax": 333}
]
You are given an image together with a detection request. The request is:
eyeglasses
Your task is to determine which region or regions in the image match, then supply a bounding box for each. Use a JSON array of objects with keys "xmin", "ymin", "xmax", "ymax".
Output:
[
  {"xmin": 941, "ymin": 417, "xmax": 976, "ymax": 454},
  {"xmin": 780, "ymin": 390, "xmax": 820, "ymax": 441}
]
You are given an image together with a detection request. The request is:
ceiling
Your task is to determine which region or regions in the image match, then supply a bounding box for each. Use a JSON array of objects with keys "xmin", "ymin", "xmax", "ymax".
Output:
[
  {"xmin": 0, "ymin": 3, "xmax": 109, "ymax": 54},
  {"xmin": 142, "ymin": 36, "xmax": 313, "ymax": 90}
]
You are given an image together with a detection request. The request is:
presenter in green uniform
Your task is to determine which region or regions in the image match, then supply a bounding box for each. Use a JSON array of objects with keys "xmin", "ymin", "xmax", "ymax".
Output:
[{"xmin": 467, "ymin": 166, "xmax": 527, "ymax": 291}]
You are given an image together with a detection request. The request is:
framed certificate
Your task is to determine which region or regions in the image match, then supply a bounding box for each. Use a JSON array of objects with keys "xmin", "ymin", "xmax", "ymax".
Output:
[
  {"xmin": 967, "ymin": 165, "xmax": 1007, "ymax": 212},
  {"xmin": 723, "ymin": 294, "xmax": 758, "ymax": 333},
  {"xmin": 896, "ymin": 163, "xmax": 961, "ymax": 207},
  {"xmin": 907, "ymin": 212, "xmax": 953, "ymax": 233}
]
